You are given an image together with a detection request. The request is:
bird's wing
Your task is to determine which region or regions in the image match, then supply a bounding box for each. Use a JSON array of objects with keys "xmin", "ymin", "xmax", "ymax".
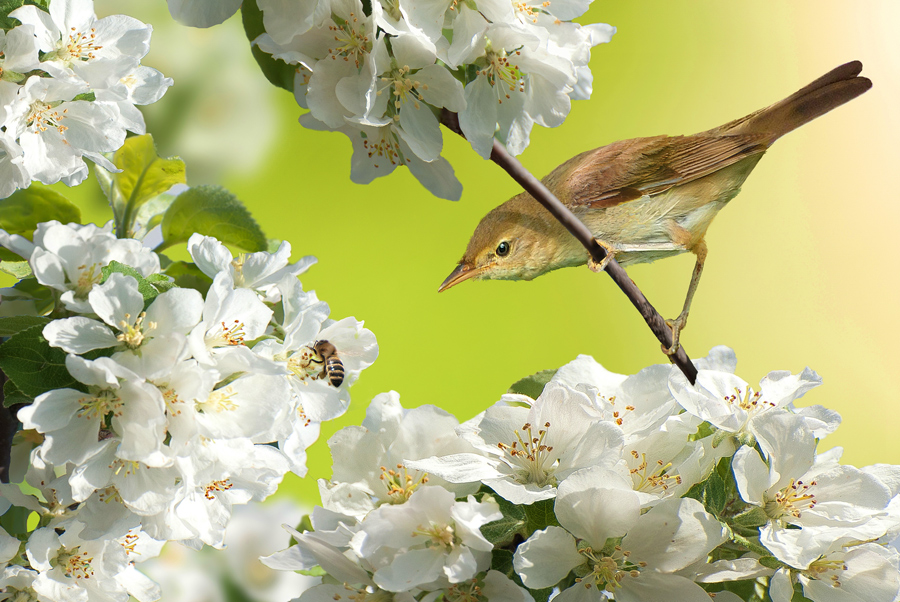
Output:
[{"xmin": 561, "ymin": 134, "xmax": 770, "ymax": 209}]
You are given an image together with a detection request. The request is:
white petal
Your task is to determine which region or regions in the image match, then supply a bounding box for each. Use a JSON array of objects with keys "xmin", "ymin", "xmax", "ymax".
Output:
[
  {"xmin": 623, "ymin": 498, "xmax": 725, "ymax": 572},
  {"xmin": 513, "ymin": 526, "xmax": 581, "ymax": 589},
  {"xmin": 459, "ymin": 76, "xmax": 498, "ymax": 159},
  {"xmin": 398, "ymin": 103, "xmax": 442, "ymax": 162},
  {"xmin": 617, "ymin": 572, "xmax": 712, "ymax": 602},
  {"xmin": 769, "ymin": 569, "xmax": 796, "ymax": 602},
  {"xmin": 405, "ymin": 149, "xmax": 463, "ymax": 201},
  {"xmin": 373, "ymin": 547, "xmax": 446, "ymax": 592},
  {"xmin": 556, "ymin": 466, "xmax": 639, "ymax": 545},
  {"xmin": 415, "ymin": 64, "xmax": 466, "ymax": 112},
  {"xmin": 732, "ymin": 445, "xmax": 773, "ymax": 506},
  {"xmin": 404, "ymin": 453, "xmax": 502, "ymax": 483},
  {"xmin": 42, "ymin": 317, "xmax": 117, "ymax": 354}
]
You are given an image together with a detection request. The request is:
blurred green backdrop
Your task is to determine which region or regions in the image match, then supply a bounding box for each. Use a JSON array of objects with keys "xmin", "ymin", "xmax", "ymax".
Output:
[{"xmin": 43, "ymin": 1, "xmax": 900, "ymax": 504}]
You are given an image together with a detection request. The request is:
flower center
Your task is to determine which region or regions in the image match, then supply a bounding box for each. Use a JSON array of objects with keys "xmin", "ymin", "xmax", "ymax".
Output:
[
  {"xmin": 576, "ymin": 544, "xmax": 645, "ymax": 593},
  {"xmin": 380, "ymin": 463, "xmax": 429, "ymax": 503},
  {"xmin": 59, "ymin": 546, "xmax": 94, "ymax": 580},
  {"xmin": 58, "ymin": 27, "xmax": 103, "ymax": 65},
  {"xmin": 72, "ymin": 263, "xmax": 103, "ymax": 297},
  {"xmin": 497, "ymin": 421, "xmax": 556, "ymax": 486},
  {"xmin": 328, "ymin": 12, "xmax": 372, "ymax": 68},
  {"xmin": 212, "ymin": 320, "xmax": 246, "ymax": 346},
  {"xmin": 380, "ymin": 65, "xmax": 428, "ymax": 122},
  {"xmin": 723, "ymin": 386, "xmax": 775, "ymax": 415},
  {"xmin": 116, "ymin": 312, "xmax": 156, "ymax": 349},
  {"xmin": 161, "ymin": 385, "xmax": 185, "ymax": 415},
  {"xmin": 766, "ymin": 478, "xmax": 817, "ymax": 520},
  {"xmin": 414, "ymin": 521, "xmax": 457, "ymax": 551},
  {"xmin": 512, "ymin": 1, "xmax": 551, "ymax": 24},
  {"xmin": 230, "ymin": 255, "xmax": 248, "ymax": 287},
  {"xmin": 628, "ymin": 451, "xmax": 682, "ymax": 494},
  {"xmin": 25, "ymin": 99, "xmax": 68, "ymax": 134},
  {"xmin": 3, "ymin": 583, "xmax": 40, "ymax": 602},
  {"xmin": 111, "ymin": 459, "xmax": 141, "ymax": 478},
  {"xmin": 803, "ymin": 557, "xmax": 847, "ymax": 588},
  {"xmin": 77, "ymin": 389, "xmax": 123, "ymax": 421},
  {"xmin": 480, "ymin": 42, "xmax": 525, "ymax": 103},
  {"xmin": 360, "ymin": 127, "xmax": 404, "ymax": 170},
  {"xmin": 444, "ymin": 578, "xmax": 484, "ymax": 602},
  {"xmin": 204, "ymin": 478, "xmax": 233, "ymax": 500},
  {"xmin": 197, "ymin": 386, "xmax": 238, "ymax": 413},
  {"xmin": 119, "ymin": 532, "xmax": 140, "ymax": 557}
]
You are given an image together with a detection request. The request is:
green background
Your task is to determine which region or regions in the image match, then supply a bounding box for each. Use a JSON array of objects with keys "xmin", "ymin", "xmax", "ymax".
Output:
[{"xmin": 34, "ymin": 1, "xmax": 900, "ymax": 504}]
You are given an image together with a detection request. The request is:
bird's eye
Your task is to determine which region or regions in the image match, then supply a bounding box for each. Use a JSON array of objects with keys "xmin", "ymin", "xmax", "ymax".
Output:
[{"xmin": 496, "ymin": 241, "xmax": 511, "ymax": 257}]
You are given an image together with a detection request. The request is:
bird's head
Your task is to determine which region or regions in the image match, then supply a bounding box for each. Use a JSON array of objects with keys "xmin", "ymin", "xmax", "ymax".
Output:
[{"xmin": 439, "ymin": 195, "xmax": 572, "ymax": 292}]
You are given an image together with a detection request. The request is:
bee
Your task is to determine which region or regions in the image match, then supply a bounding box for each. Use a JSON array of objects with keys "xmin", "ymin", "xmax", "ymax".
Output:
[
  {"xmin": 312, "ymin": 340, "xmax": 344, "ymax": 387},
  {"xmin": 288, "ymin": 339, "xmax": 346, "ymax": 387}
]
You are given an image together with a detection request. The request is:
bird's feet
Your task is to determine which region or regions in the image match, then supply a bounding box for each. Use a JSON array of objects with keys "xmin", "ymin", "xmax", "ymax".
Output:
[
  {"xmin": 588, "ymin": 239, "xmax": 616, "ymax": 273},
  {"xmin": 662, "ymin": 311, "xmax": 689, "ymax": 356}
]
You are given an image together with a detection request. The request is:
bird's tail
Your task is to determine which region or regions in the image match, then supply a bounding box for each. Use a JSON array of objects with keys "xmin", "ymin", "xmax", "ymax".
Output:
[{"xmin": 706, "ymin": 60, "xmax": 872, "ymax": 142}]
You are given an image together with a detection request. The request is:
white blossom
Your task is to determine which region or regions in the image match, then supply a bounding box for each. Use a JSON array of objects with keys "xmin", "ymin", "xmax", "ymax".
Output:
[
  {"xmin": 0, "ymin": 220, "xmax": 159, "ymax": 313},
  {"xmin": 350, "ymin": 486, "xmax": 500, "ymax": 591},
  {"xmin": 320, "ymin": 391, "xmax": 481, "ymax": 518},
  {"xmin": 406, "ymin": 382, "xmax": 624, "ymax": 504}
]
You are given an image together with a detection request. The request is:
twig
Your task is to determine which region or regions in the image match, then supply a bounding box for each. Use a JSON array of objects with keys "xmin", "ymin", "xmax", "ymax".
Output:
[
  {"xmin": 0, "ymin": 369, "xmax": 13, "ymax": 484},
  {"xmin": 440, "ymin": 111, "xmax": 698, "ymax": 384}
]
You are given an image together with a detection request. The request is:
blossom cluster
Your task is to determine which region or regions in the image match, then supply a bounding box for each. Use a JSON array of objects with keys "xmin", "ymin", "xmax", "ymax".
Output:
[
  {"xmin": 0, "ymin": 221, "xmax": 376, "ymax": 602},
  {"xmin": 267, "ymin": 348, "xmax": 900, "ymax": 602},
  {"xmin": 167, "ymin": 0, "xmax": 614, "ymax": 200},
  {"xmin": 0, "ymin": 0, "xmax": 172, "ymax": 198}
]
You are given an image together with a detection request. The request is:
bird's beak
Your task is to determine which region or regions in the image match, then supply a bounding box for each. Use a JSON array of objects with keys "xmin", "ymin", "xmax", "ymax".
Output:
[{"xmin": 439, "ymin": 262, "xmax": 478, "ymax": 292}]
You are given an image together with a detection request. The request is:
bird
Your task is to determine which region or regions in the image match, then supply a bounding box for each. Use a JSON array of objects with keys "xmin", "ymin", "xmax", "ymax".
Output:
[{"xmin": 439, "ymin": 60, "xmax": 872, "ymax": 354}]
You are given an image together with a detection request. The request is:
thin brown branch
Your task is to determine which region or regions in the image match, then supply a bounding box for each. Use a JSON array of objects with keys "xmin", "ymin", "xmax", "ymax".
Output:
[
  {"xmin": 0, "ymin": 369, "xmax": 13, "ymax": 484},
  {"xmin": 440, "ymin": 111, "xmax": 698, "ymax": 384}
]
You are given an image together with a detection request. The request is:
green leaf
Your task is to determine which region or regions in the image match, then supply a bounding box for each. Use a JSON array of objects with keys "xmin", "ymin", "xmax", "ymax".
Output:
[
  {"xmin": 705, "ymin": 470, "xmax": 727, "ymax": 515},
  {"xmin": 3, "ymin": 377, "xmax": 33, "ymax": 408},
  {"xmin": 163, "ymin": 260, "xmax": 213, "ymax": 296},
  {"xmin": 0, "ymin": 184, "xmax": 80, "ymax": 242},
  {"xmin": 732, "ymin": 506, "xmax": 769, "ymax": 528},
  {"xmin": 100, "ymin": 134, "xmax": 186, "ymax": 237},
  {"xmin": 9, "ymin": 278, "xmax": 55, "ymax": 316},
  {"xmin": 758, "ymin": 555, "xmax": 782, "ymax": 570},
  {"xmin": 146, "ymin": 273, "xmax": 176, "ymax": 294},
  {"xmin": 100, "ymin": 261, "xmax": 160, "ymax": 306},
  {"xmin": 523, "ymin": 498, "xmax": 559, "ymax": 534},
  {"xmin": 71, "ymin": 91, "xmax": 96, "ymax": 102},
  {"xmin": 241, "ymin": 0, "xmax": 296, "ymax": 92},
  {"xmin": 0, "ymin": 504, "xmax": 30, "ymax": 540},
  {"xmin": 0, "ymin": 324, "xmax": 82, "ymax": 399},
  {"xmin": 508, "ymin": 369, "xmax": 557, "ymax": 399},
  {"xmin": 0, "ymin": 260, "xmax": 32, "ymax": 279},
  {"xmin": 0, "ymin": 315, "xmax": 49, "ymax": 338},
  {"xmin": 481, "ymin": 495, "xmax": 526, "ymax": 547},
  {"xmin": 160, "ymin": 185, "xmax": 267, "ymax": 252},
  {"xmin": 490, "ymin": 549, "xmax": 516, "ymax": 578}
]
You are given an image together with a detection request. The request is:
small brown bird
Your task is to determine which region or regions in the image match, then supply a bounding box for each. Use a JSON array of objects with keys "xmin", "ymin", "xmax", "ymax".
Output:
[{"xmin": 440, "ymin": 61, "xmax": 871, "ymax": 353}]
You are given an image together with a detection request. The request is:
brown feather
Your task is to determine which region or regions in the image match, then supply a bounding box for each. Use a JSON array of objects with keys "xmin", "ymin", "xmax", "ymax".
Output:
[{"xmin": 542, "ymin": 60, "xmax": 871, "ymax": 211}]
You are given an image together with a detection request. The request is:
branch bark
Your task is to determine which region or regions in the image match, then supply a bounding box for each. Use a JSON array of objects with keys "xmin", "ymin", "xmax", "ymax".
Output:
[
  {"xmin": 0, "ymin": 368, "xmax": 14, "ymax": 484},
  {"xmin": 440, "ymin": 111, "xmax": 698, "ymax": 384}
]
